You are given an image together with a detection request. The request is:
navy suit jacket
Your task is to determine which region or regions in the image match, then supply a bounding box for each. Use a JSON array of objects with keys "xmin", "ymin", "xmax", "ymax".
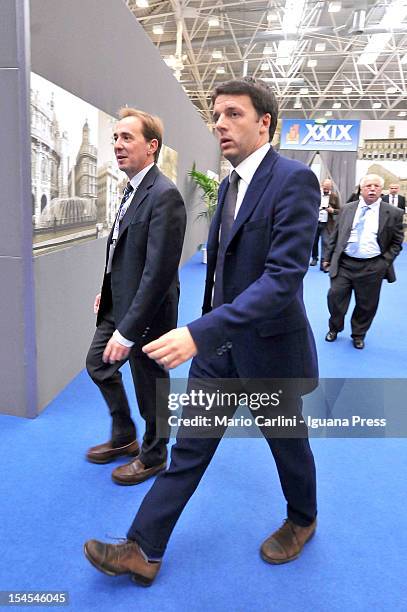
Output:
[
  {"xmin": 98, "ymin": 165, "xmax": 186, "ymax": 344},
  {"xmin": 188, "ymin": 148, "xmax": 320, "ymax": 385}
]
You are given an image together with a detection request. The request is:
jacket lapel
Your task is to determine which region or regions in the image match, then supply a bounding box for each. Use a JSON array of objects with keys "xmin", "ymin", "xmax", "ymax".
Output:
[
  {"xmin": 116, "ymin": 165, "xmax": 159, "ymax": 243},
  {"xmin": 378, "ymin": 201, "xmax": 389, "ymax": 236},
  {"xmin": 342, "ymin": 202, "xmax": 358, "ymax": 240}
]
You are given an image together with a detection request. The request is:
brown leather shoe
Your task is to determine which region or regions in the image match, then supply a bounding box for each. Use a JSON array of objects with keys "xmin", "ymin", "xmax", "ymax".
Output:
[
  {"xmin": 86, "ymin": 440, "xmax": 140, "ymax": 464},
  {"xmin": 84, "ymin": 539, "xmax": 161, "ymax": 586},
  {"xmin": 260, "ymin": 518, "xmax": 316, "ymax": 564},
  {"xmin": 112, "ymin": 458, "xmax": 166, "ymax": 485}
]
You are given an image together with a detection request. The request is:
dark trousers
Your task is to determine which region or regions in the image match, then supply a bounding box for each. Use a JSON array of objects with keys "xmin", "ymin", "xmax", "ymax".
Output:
[
  {"xmin": 327, "ymin": 254, "xmax": 387, "ymax": 338},
  {"xmin": 127, "ymin": 352, "xmax": 317, "ymax": 558},
  {"xmin": 312, "ymin": 222, "xmax": 329, "ymax": 263},
  {"xmin": 86, "ymin": 310, "xmax": 169, "ymax": 467}
]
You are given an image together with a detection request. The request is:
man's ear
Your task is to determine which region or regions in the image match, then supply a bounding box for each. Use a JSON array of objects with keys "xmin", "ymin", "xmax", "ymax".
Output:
[
  {"xmin": 148, "ymin": 139, "xmax": 159, "ymax": 155},
  {"xmin": 261, "ymin": 113, "xmax": 271, "ymax": 133}
]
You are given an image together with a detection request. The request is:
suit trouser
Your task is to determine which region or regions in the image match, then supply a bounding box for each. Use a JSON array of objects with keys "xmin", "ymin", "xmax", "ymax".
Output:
[
  {"xmin": 127, "ymin": 351, "xmax": 317, "ymax": 558},
  {"xmin": 312, "ymin": 222, "xmax": 329, "ymax": 262},
  {"xmin": 86, "ymin": 310, "xmax": 169, "ymax": 467},
  {"xmin": 327, "ymin": 254, "xmax": 387, "ymax": 338}
]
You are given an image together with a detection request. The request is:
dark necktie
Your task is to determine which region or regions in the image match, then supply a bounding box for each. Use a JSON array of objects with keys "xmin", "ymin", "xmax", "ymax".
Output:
[
  {"xmin": 392, "ymin": 195, "xmax": 396, "ymax": 206},
  {"xmin": 212, "ymin": 171, "xmax": 240, "ymax": 308}
]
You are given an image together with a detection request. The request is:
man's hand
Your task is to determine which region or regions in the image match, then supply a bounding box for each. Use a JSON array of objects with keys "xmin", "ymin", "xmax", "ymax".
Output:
[
  {"xmin": 327, "ymin": 206, "xmax": 334, "ymax": 214},
  {"xmin": 142, "ymin": 327, "xmax": 197, "ymax": 369},
  {"xmin": 103, "ymin": 337, "xmax": 131, "ymax": 364},
  {"xmin": 322, "ymin": 261, "xmax": 330, "ymax": 271},
  {"xmin": 94, "ymin": 293, "xmax": 101, "ymax": 314}
]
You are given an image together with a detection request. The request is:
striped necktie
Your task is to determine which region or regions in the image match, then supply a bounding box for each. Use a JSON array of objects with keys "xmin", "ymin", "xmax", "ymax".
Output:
[{"xmin": 112, "ymin": 183, "xmax": 134, "ymax": 242}]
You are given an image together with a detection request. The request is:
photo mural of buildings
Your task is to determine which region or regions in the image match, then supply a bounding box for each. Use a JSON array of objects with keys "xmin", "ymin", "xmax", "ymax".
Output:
[{"xmin": 31, "ymin": 73, "xmax": 178, "ymax": 255}]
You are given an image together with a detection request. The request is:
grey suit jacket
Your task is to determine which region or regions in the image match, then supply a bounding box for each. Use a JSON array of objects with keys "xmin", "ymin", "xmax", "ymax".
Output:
[{"xmin": 325, "ymin": 200, "xmax": 404, "ymax": 283}]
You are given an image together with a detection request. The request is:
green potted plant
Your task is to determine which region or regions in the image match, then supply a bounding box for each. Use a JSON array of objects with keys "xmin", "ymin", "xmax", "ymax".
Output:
[{"xmin": 189, "ymin": 164, "xmax": 219, "ymax": 263}]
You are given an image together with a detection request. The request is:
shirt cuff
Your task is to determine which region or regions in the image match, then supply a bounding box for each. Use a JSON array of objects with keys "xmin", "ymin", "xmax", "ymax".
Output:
[{"xmin": 113, "ymin": 330, "xmax": 134, "ymax": 348}]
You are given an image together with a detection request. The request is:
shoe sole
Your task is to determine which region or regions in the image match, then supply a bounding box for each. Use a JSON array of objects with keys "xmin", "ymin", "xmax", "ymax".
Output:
[
  {"xmin": 112, "ymin": 465, "xmax": 166, "ymax": 486},
  {"xmin": 86, "ymin": 446, "xmax": 140, "ymax": 465},
  {"xmin": 83, "ymin": 544, "xmax": 153, "ymax": 587},
  {"xmin": 260, "ymin": 530, "xmax": 316, "ymax": 565}
]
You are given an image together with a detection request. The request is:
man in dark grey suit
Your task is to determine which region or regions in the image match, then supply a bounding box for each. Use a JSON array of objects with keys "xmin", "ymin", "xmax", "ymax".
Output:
[
  {"xmin": 85, "ymin": 108, "xmax": 186, "ymax": 483},
  {"xmin": 323, "ymin": 173, "xmax": 403, "ymax": 349},
  {"xmin": 382, "ymin": 183, "xmax": 406, "ymax": 211}
]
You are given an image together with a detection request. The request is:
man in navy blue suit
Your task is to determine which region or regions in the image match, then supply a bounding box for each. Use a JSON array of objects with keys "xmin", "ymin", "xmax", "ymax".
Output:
[{"xmin": 84, "ymin": 78, "xmax": 321, "ymax": 585}]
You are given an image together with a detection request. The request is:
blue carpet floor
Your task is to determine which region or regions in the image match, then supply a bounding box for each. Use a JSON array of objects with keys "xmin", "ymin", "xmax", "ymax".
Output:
[{"xmin": 1, "ymin": 250, "xmax": 407, "ymax": 612}]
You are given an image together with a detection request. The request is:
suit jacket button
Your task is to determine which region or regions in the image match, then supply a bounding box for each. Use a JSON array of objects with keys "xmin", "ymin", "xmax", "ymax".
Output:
[
  {"xmin": 216, "ymin": 348, "xmax": 223, "ymax": 356},
  {"xmin": 226, "ymin": 341, "xmax": 232, "ymax": 349}
]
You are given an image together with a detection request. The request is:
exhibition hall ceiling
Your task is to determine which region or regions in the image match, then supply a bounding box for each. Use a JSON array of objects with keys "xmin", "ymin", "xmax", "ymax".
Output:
[{"xmin": 126, "ymin": 0, "xmax": 407, "ymax": 125}]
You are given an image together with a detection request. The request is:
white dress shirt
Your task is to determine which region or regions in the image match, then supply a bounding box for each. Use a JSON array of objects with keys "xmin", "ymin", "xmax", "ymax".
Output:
[
  {"xmin": 345, "ymin": 198, "xmax": 381, "ymax": 258},
  {"xmin": 230, "ymin": 142, "xmax": 271, "ymax": 219}
]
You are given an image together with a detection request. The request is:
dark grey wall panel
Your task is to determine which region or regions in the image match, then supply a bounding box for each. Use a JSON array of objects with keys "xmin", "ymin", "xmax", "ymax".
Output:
[
  {"xmin": 0, "ymin": 0, "xmax": 18, "ymax": 68},
  {"xmin": 0, "ymin": 257, "xmax": 35, "ymax": 417},
  {"xmin": 0, "ymin": 70, "xmax": 24, "ymax": 257},
  {"xmin": 0, "ymin": 0, "xmax": 36, "ymax": 417}
]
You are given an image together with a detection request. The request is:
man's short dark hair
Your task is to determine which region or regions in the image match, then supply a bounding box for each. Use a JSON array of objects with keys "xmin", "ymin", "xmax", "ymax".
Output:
[{"xmin": 212, "ymin": 77, "xmax": 279, "ymax": 141}]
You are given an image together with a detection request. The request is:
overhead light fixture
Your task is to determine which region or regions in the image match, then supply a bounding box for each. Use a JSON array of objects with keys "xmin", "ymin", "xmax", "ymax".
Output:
[
  {"xmin": 386, "ymin": 86, "xmax": 397, "ymax": 94},
  {"xmin": 351, "ymin": 8, "xmax": 366, "ymax": 34},
  {"xmin": 325, "ymin": 111, "xmax": 333, "ymax": 116},
  {"xmin": 152, "ymin": 25, "xmax": 163, "ymax": 35},
  {"xmin": 315, "ymin": 43, "xmax": 326, "ymax": 52},
  {"xmin": 299, "ymin": 87, "xmax": 309, "ymax": 95},
  {"xmin": 136, "ymin": 0, "xmax": 149, "ymax": 7},
  {"xmin": 263, "ymin": 45, "xmax": 273, "ymax": 55},
  {"xmin": 333, "ymin": 102, "xmax": 341, "ymax": 108},
  {"xmin": 372, "ymin": 102, "xmax": 382, "ymax": 109},
  {"xmin": 267, "ymin": 11, "xmax": 279, "ymax": 22},
  {"xmin": 281, "ymin": 0, "xmax": 306, "ymax": 35},
  {"xmin": 401, "ymin": 54, "xmax": 407, "ymax": 64},
  {"xmin": 328, "ymin": 1, "xmax": 342, "ymax": 12},
  {"xmin": 260, "ymin": 62, "xmax": 269, "ymax": 71},
  {"xmin": 262, "ymin": 77, "xmax": 305, "ymax": 84},
  {"xmin": 315, "ymin": 118, "xmax": 328, "ymax": 124},
  {"xmin": 212, "ymin": 50, "xmax": 223, "ymax": 59},
  {"xmin": 343, "ymin": 86, "xmax": 352, "ymax": 94},
  {"xmin": 294, "ymin": 95, "xmax": 302, "ymax": 109},
  {"xmin": 307, "ymin": 59, "xmax": 317, "ymax": 68},
  {"xmin": 276, "ymin": 40, "xmax": 296, "ymax": 66},
  {"xmin": 216, "ymin": 66, "xmax": 225, "ymax": 74},
  {"xmin": 163, "ymin": 55, "xmax": 176, "ymax": 68},
  {"xmin": 208, "ymin": 17, "xmax": 220, "ymax": 27},
  {"xmin": 358, "ymin": 34, "xmax": 390, "ymax": 65},
  {"xmin": 381, "ymin": 0, "xmax": 407, "ymax": 29},
  {"xmin": 358, "ymin": 2, "xmax": 407, "ymax": 65},
  {"xmin": 398, "ymin": 111, "xmax": 407, "ymax": 117}
]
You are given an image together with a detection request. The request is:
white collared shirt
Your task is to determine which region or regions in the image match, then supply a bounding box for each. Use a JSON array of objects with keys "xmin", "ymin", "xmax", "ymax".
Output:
[
  {"xmin": 229, "ymin": 142, "xmax": 270, "ymax": 218},
  {"xmin": 319, "ymin": 193, "xmax": 330, "ymax": 222},
  {"xmin": 345, "ymin": 197, "xmax": 381, "ymax": 258}
]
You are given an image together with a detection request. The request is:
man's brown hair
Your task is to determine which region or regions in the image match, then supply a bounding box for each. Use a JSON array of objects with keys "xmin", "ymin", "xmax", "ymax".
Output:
[{"xmin": 118, "ymin": 107, "xmax": 163, "ymax": 162}]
